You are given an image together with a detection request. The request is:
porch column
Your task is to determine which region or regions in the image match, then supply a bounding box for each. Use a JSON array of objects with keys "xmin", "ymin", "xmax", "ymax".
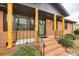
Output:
[
  {"xmin": 54, "ymin": 14, "xmax": 57, "ymax": 39},
  {"xmin": 62, "ymin": 16, "xmax": 65, "ymax": 37},
  {"xmin": 7, "ymin": 3, "xmax": 13, "ymax": 48},
  {"xmin": 35, "ymin": 8, "xmax": 39, "ymax": 43}
]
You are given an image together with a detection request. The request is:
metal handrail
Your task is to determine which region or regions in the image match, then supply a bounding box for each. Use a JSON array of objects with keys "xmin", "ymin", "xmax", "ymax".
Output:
[
  {"xmin": 35, "ymin": 31, "xmax": 45, "ymax": 56},
  {"xmin": 39, "ymin": 37, "xmax": 45, "ymax": 56}
]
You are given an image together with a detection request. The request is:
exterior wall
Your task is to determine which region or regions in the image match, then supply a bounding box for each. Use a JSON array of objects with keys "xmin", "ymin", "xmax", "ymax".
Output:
[
  {"xmin": 65, "ymin": 22, "xmax": 73, "ymax": 34},
  {"xmin": 57, "ymin": 21, "xmax": 73, "ymax": 35},
  {"xmin": 20, "ymin": 3, "xmax": 62, "ymax": 16},
  {"xmin": 0, "ymin": 10, "xmax": 73, "ymax": 48},
  {"xmin": 0, "ymin": 11, "xmax": 35, "ymax": 48},
  {"xmin": 46, "ymin": 18, "xmax": 73, "ymax": 37},
  {"xmin": 0, "ymin": 11, "xmax": 7, "ymax": 48}
]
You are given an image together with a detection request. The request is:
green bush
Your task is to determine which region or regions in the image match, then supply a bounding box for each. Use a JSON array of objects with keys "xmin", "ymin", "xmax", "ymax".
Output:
[
  {"xmin": 76, "ymin": 35, "xmax": 79, "ymax": 39},
  {"xmin": 11, "ymin": 45, "xmax": 39, "ymax": 56},
  {"xmin": 59, "ymin": 34, "xmax": 74, "ymax": 52},
  {"xmin": 74, "ymin": 29, "xmax": 79, "ymax": 35},
  {"xmin": 65, "ymin": 33, "xmax": 76, "ymax": 40},
  {"xmin": 60, "ymin": 37, "xmax": 73, "ymax": 49}
]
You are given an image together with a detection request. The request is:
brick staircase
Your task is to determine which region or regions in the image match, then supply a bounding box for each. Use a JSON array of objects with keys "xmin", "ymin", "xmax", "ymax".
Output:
[{"xmin": 43, "ymin": 39, "xmax": 69, "ymax": 56}]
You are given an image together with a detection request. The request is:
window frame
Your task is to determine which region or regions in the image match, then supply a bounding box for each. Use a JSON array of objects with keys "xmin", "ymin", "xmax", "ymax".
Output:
[{"xmin": 3, "ymin": 14, "xmax": 35, "ymax": 31}]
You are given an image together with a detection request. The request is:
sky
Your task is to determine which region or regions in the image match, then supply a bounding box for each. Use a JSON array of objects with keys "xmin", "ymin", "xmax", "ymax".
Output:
[{"xmin": 62, "ymin": 3, "xmax": 79, "ymax": 24}]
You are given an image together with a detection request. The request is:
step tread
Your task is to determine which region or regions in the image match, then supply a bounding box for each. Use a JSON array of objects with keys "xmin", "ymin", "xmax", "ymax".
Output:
[
  {"xmin": 55, "ymin": 50, "xmax": 67, "ymax": 56},
  {"xmin": 58, "ymin": 52, "xmax": 69, "ymax": 56},
  {"xmin": 41, "ymin": 38, "xmax": 68, "ymax": 56},
  {"xmin": 45, "ymin": 47, "xmax": 65, "ymax": 56},
  {"xmin": 45, "ymin": 44, "xmax": 62, "ymax": 53},
  {"xmin": 44, "ymin": 40, "xmax": 58, "ymax": 46},
  {"xmin": 44, "ymin": 39, "xmax": 57, "ymax": 43}
]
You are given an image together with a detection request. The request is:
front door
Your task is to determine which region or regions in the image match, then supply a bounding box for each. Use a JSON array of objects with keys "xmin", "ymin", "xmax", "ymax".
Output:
[{"xmin": 38, "ymin": 19, "xmax": 46, "ymax": 36}]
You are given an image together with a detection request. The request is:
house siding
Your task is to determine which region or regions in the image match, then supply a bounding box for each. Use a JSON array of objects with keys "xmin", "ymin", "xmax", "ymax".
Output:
[
  {"xmin": 0, "ymin": 11, "xmax": 7, "ymax": 48},
  {"xmin": 65, "ymin": 23, "xmax": 73, "ymax": 34},
  {"xmin": 57, "ymin": 21, "xmax": 73, "ymax": 34},
  {"xmin": 46, "ymin": 18, "xmax": 73, "ymax": 36}
]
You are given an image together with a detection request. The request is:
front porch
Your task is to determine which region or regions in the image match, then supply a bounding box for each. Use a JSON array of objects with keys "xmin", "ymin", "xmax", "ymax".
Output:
[{"xmin": 0, "ymin": 3, "xmax": 66, "ymax": 56}]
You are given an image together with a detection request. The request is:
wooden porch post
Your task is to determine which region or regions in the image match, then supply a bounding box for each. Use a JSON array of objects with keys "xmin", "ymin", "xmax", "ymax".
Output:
[
  {"xmin": 54, "ymin": 14, "xmax": 57, "ymax": 39},
  {"xmin": 7, "ymin": 3, "xmax": 13, "ymax": 48},
  {"xmin": 35, "ymin": 8, "xmax": 39, "ymax": 43},
  {"xmin": 62, "ymin": 16, "xmax": 65, "ymax": 37}
]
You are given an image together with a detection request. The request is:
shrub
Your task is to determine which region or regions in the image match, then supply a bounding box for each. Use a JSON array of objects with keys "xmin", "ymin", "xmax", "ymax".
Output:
[
  {"xmin": 59, "ymin": 35, "xmax": 74, "ymax": 52},
  {"xmin": 65, "ymin": 33, "xmax": 76, "ymax": 40},
  {"xmin": 11, "ymin": 45, "xmax": 39, "ymax": 56},
  {"xmin": 76, "ymin": 35, "xmax": 79, "ymax": 39},
  {"xmin": 60, "ymin": 37, "xmax": 73, "ymax": 49},
  {"xmin": 74, "ymin": 29, "xmax": 79, "ymax": 35}
]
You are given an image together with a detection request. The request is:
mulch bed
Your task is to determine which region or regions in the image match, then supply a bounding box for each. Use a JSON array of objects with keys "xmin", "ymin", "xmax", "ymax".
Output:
[{"xmin": 0, "ymin": 46, "xmax": 17, "ymax": 56}]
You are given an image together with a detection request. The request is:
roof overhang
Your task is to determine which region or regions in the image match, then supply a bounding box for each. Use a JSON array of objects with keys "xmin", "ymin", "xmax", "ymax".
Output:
[
  {"xmin": 0, "ymin": 3, "xmax": 73, "ymax": 23},
  {"xmin": 52, "ymin": 3, "xmax": 70, "ymax": 17}
]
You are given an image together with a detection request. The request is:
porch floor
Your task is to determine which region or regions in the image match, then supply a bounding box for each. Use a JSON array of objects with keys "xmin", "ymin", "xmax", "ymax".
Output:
[{"xmin": 15, "ymin": 37, "xmax": 53, "ymax": 45}]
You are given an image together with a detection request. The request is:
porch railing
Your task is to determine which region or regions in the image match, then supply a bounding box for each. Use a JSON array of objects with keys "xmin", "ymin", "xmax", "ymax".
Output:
[
  {"xmin": 39, "ymin": 37, "xmax": 45, "ymax": 56},
  {"xmin": 35, "ymin": 31, "xmax": 45, "ymax": 56}
]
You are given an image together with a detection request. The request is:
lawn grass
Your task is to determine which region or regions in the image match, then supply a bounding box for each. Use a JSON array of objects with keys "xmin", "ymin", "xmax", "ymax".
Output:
[
  {"xmin": 73, "ymin": 39, "xmax": 79, "ymax": 55},
  {"xmin": 73, "ymin": 46, "xmax": 79, "ymax": 55}
]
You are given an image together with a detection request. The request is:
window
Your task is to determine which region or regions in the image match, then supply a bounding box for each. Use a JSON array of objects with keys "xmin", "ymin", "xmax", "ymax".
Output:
[
  {"xmin": 3, "ymin": 14, "xmax": 35, "ymax": 31},
  {"xmin": 14, "ymin": 15, "xmax": 35, "ymax": 31},
  {"xmin": 64, "ymin": 22, "xmax": 67, "ymax": 29}
]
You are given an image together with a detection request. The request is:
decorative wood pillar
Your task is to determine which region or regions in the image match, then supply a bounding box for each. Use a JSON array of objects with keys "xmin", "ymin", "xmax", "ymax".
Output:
[
  {"xmin": 62, "ymin": 16, "xmax": 65, "ymax": 37},
  {"xmin": 54, "ymin": 14, "xmax": 57, "ymax": 39},
  {"xmin": 7, "ymin": 3, "xmax": 13, "ymax": 48},
  {"xmin": 35, "ymin": 8, "xmax": 39, "ymax": 43}
]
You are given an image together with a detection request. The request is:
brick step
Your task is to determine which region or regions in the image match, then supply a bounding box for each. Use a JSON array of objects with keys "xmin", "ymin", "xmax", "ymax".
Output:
[
  {"xmin": 55, "ymin": 50, "xmax": 68, "ymax": 56},
  {"xmin": 44, "ymin": 39, "xmax": 57, "ymax": 43},
  {"xmin": 45, "ymin": 43, "xmax": 62, "ymax": 53},
  {"xmin": 44, "ymin": 39, "xmax": 58, "ymax": 46},
  {"xmin": 45, "ymin": 47, "xmax": 65, "ymax": 56},
  {"xmin": 58, "ymin": 52, "xmax": 69, "ymax": 56}
]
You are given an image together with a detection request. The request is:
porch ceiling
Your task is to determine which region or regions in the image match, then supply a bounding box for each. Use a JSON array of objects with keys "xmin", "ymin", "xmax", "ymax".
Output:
[
  {"xmin": 13, "ymin": 3, "xmax": 56, "ymax": 19},
  {"xmin": 0, "ymin": 3, "xmax": 61, "ymax": 20},
  {"xmin": 13, "ymin": 3, "xmax": 35, "ymax": 17}
]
